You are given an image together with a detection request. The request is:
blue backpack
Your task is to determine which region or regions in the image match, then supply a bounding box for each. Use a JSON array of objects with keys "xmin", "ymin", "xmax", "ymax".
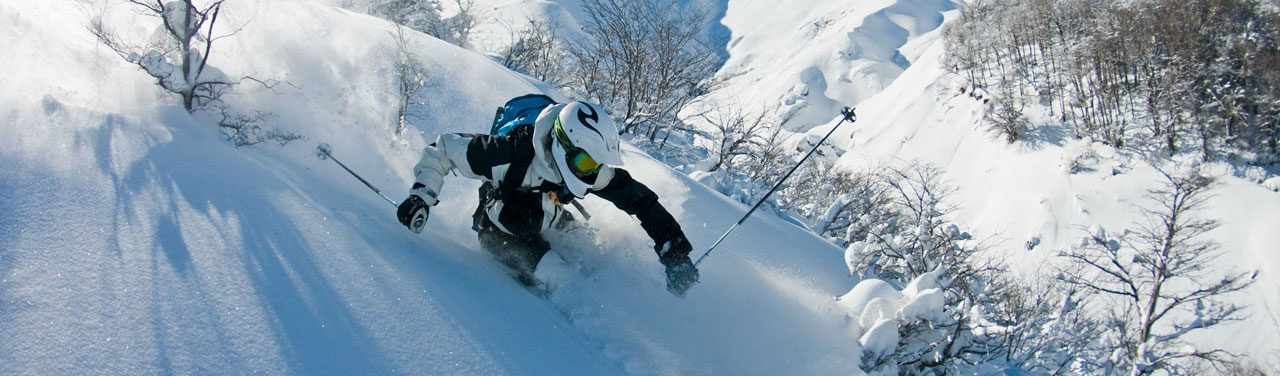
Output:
[{"xmin": 490, "ymin": 94, "xmax": 556, "ymax": 136}]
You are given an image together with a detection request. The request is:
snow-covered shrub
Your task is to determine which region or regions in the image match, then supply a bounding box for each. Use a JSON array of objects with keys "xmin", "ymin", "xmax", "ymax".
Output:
[
  {"xmin": 1064, "ymin": 145, "xmax": 1100, "ymax": 174},
  {"xmin": 696, "ymin": 102, "xmax": 773, "ymax": 174},
  {"xmin": 843, "ymin": 262, "xmax": 1103, "ymax": 375},
  {"xmin": 1058, "ymin": 168, "xmax": 1254, "ymax": 374},
  {"xmin": 1264, "ymin": 176, "xmax": 1280, "ymax": 192},
  {"xmin": 835, "ymin": 161, "xmax": 1108, "ymax": 374},
  {"xmin": 812, "ymin": 169, "xmax": 894, "ymax": 247},
  {"xmin": 839, "ymin": 162, "xmax": 990, "ymax": 373},
  {"xmin": 848, "ymin": 162, "xmax": 974, "ymax": 282},
  {"xmin": 980, "ymin": 275, "xmax": 1103, "ymax": 374},
  {"xmin": 367, "ymin": 0, "xmax": 483, "ymax": 48}
]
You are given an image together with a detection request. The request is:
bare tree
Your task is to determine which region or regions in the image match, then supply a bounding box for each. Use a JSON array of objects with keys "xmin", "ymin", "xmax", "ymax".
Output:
[
  {"xmin": 696, "ymin": 103, "xmax": 771, "ymax": 173},
  {"xmin": 443, "ymin": 0, "xmax": 482, "ymax": 48},
  {"xmin": 1059, "ymin": 168, "xmax": 1253, "ymax": 374},
  {"xmin": 391, "ymin": 24, "xmax": 431, "ymax": 139},
  {"xmin": 500, "ymin": 17, "xmax": 565, "ymax": 85},
  {"xmin": 987, "ymin": 85, "xmax": 1029, "ymax": 143},
  {"xmin": 91, "ymin": 0, "xmax": 229, "ymax": 111},
  {"xmin": 568, "ymin": 0, "xmax": 718, "ymax": 140},
  {"xmin": 369, "ymin": 0, "xmax": 482, "ymax": 48},
  {"xmin": 92, "ymin": 0, "xmax": 301, "ymax": 147}
]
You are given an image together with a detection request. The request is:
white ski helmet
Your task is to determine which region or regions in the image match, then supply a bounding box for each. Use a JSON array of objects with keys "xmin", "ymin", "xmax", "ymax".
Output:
[{"xmin": 550, "ymin": 101, "xmax": 622, "ymax": 197}]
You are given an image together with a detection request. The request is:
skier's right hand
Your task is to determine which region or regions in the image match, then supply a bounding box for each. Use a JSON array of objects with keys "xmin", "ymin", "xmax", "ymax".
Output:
[{"xmin": 397, "ymin": 195, "xmax": 429, "ymax": 233}]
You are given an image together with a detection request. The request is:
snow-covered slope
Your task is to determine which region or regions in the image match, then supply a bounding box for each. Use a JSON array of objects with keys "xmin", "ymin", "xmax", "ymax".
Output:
[{"xmin": 0, "ymin": 0, "xmax": 867, "ymax": 374}]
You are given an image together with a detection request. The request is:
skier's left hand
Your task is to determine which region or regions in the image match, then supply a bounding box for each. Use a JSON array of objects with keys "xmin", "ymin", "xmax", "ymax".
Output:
[{"xmin": 656, "ymin": 234, "xmax": 698, "ymax": 296}]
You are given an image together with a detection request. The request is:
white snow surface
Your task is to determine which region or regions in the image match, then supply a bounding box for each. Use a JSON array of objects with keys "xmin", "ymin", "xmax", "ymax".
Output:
[{"xmin": 0, "ymin": 0, "xmax": 859, "ymax": 374}]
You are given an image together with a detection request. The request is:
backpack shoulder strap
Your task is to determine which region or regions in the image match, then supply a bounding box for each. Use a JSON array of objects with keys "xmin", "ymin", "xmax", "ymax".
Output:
[{"xmin": 494, "ymin": 124, "xmax": 538, "ymax": 200}]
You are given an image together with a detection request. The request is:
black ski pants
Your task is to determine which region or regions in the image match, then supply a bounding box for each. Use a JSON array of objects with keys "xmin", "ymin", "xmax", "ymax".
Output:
[{"xmin": 476, "ymin": 214, "xmax": 550, "ymax": 286}]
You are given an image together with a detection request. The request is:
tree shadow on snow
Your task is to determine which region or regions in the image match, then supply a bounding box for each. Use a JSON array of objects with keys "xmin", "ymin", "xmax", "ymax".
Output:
[
  {"xmin": 103, "ymin": 109, "xmax": 396, "ymax": 374},
  {"xmin": 1020, "ymin": 123, "xmax": 1072, "ymax": 150}
]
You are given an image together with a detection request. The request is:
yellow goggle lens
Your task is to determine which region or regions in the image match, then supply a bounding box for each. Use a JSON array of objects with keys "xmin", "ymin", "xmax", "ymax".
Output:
[{"xmin": 570, "ymin": 150, "xmax": 601, "ymax": 175}]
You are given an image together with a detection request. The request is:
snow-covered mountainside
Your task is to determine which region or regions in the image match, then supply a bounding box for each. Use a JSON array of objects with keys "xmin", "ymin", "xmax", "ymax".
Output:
[
  {"xmin": 812, "ymin": 9, "xmax": 1280, "ymax": 364},
  {"xmin": 707, "ymin": 0, "xmax": 958, "ymax": 132},
  {"xmin": 762, "ymin": 1, "xmax": 1280, "ymax": 368},
  {"xmin": 1, "ymin": 0, "xmax": 862, "ymax": 374}
]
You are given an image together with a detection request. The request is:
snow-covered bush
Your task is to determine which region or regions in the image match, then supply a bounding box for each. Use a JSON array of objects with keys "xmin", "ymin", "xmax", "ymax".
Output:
[
  {"xmin": 836, "ymin": 161, "xmax": 1105, "ymax": 374},
  {"xmin": 847, "ymin": 162, "xmax": 974, "ymax": 282},
  {"xmin": 368, "ymin": 0, "xmax": 443, "ymax": 37},
  {"xmin": 981, "ymin": 275, "xmax": 1102, "ymax": 374},
  {"xmin": 808, "ymin": 168, "xmax": 893, "ymax": 247},
  {"xmin": 696, "ymin": 102, "xmax": 773, "ymax": 174},
  {"xmin": 839, "ymin": 162, "xmax": 986, "ymax": 373}
]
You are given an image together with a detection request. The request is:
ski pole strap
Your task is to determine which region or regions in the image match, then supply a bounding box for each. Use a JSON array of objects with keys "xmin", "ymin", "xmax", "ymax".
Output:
[
  {"xmin": 569, "ymin": 200, "xmax": 592, "ymax": 221},
  {"xmin": 694, "ymin": 107, "xmax": 856, "ymax": 267}
]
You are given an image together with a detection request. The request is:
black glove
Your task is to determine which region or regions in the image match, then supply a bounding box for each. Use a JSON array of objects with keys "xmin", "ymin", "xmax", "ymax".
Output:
[
  {"xmin": 656, "ymin": 233, "xmax": 698, "ymax": 296},
  {"xmin": 397, "ymin": 195, "xmax": 429, "ymax": 233}
]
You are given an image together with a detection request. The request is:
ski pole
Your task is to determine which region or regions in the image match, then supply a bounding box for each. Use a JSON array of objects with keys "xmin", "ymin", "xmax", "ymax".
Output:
[
  {"xmin": 315, "ymin": 143, "xmax": 399, "ymax": 208},
  {"xmin": 694, "ymin": 107, "xmax": 856, "ymax": 267},
  {"xmin": 316, "ymin": 143, "xmax": 427, "ymax": 233}
]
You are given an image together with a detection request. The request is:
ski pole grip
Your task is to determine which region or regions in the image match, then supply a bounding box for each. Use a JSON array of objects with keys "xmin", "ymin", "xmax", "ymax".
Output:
[
  {"xmin": 409, "ymin": 208, "xmax": 428, "ymax": 234},
  {"xmin": 841, "ymin": 107, "xmax": 856, "ymax": 122}
]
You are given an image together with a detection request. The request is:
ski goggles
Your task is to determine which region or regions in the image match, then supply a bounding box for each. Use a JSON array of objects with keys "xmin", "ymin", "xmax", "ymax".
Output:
[{"xmin": 554, "ymin": 118, "xmax": 602, "ymax": 176}]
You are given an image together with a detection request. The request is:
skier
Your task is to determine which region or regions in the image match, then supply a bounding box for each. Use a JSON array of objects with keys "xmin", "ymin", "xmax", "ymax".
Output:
[{"xmin": 395, "ymin": 98, "xmax": 700, "ymax": 296}]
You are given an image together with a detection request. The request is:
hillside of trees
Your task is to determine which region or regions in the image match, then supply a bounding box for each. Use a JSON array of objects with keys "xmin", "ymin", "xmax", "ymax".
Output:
[{"xmin": 944, "ymin": 0, "xmax": 1280, "ymax": 169}]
